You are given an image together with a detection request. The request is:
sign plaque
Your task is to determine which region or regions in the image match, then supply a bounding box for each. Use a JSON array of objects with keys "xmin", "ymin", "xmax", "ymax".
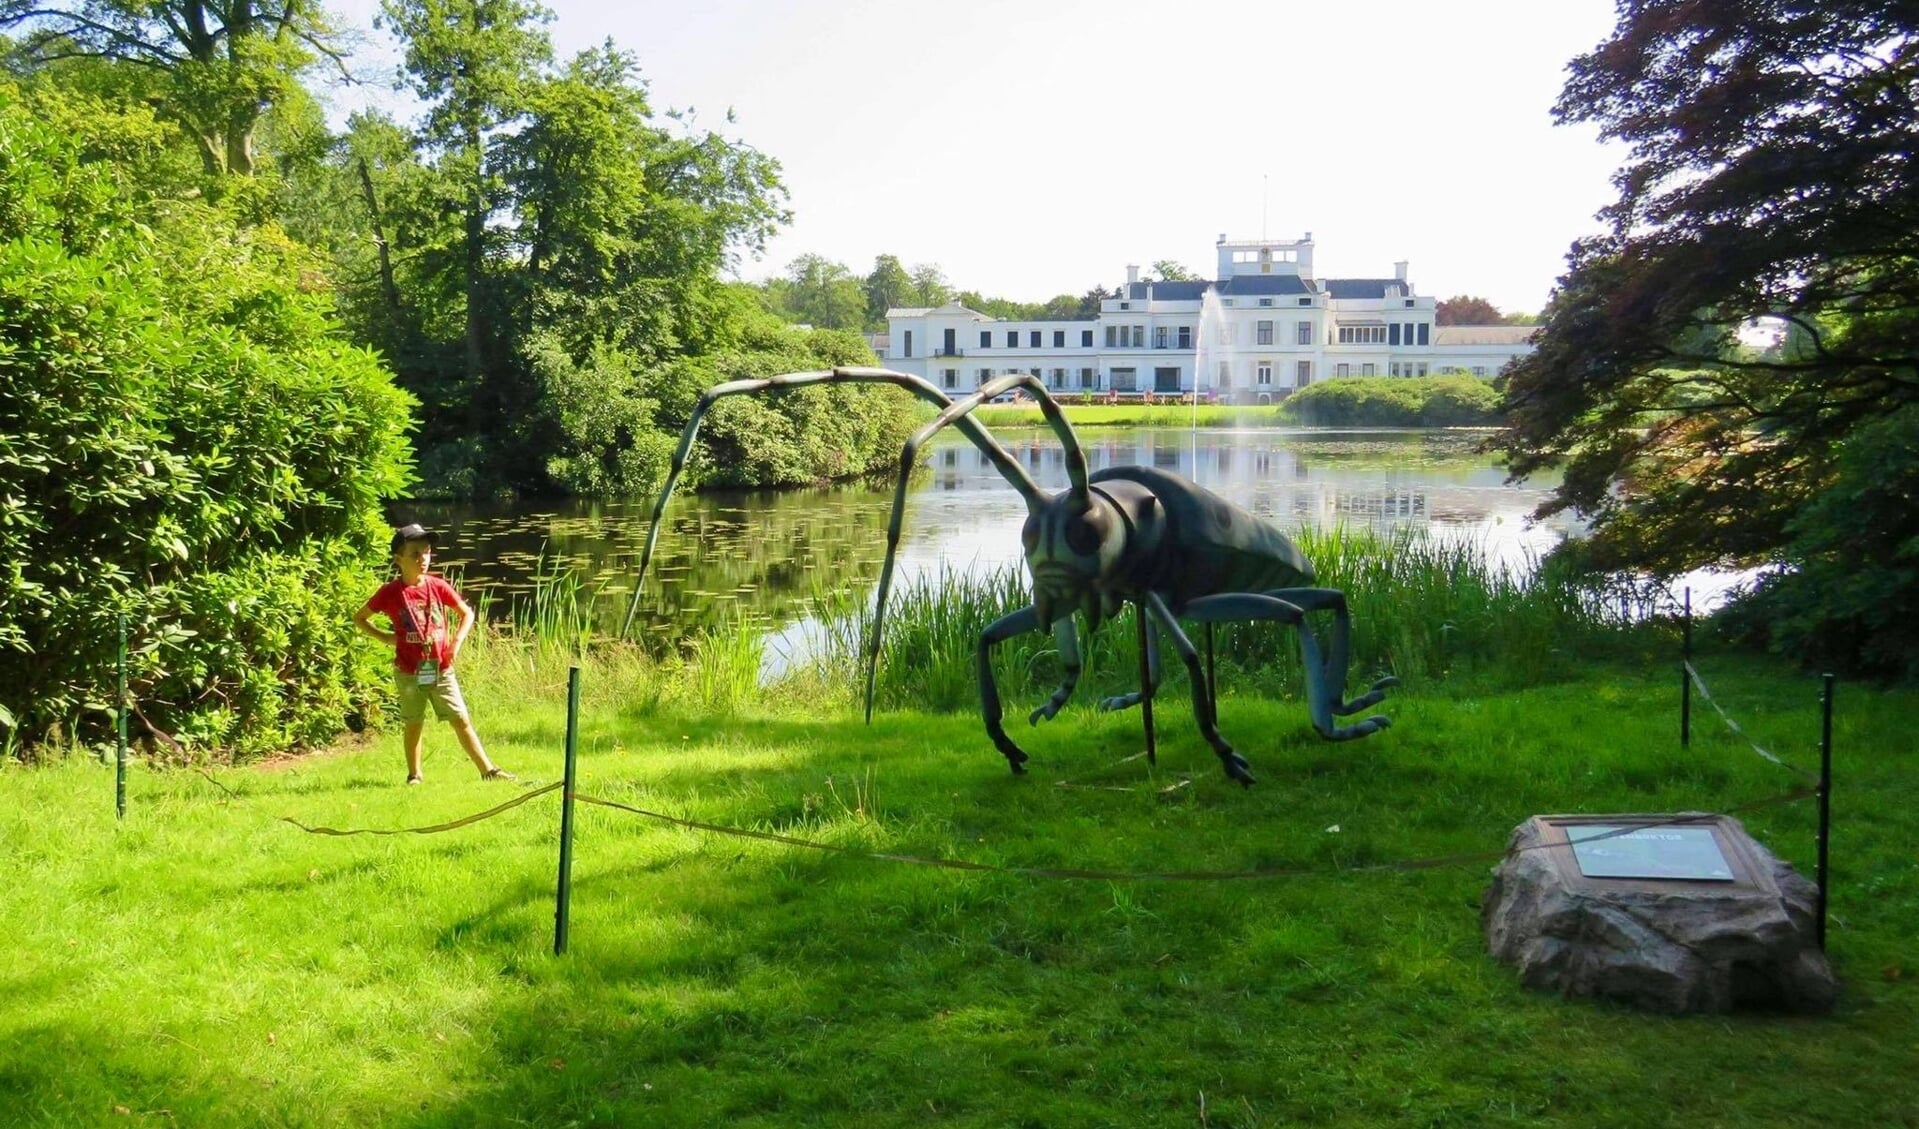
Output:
[{"xmin": 1566, "ymin": 823, "xmax": 1735, "ymax": 881}]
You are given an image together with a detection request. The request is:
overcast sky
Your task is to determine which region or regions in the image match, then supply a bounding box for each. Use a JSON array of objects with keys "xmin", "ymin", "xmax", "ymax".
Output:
[{"xmin": 322, "ymin": 0, "xmax": 1630, "ymax": 315}]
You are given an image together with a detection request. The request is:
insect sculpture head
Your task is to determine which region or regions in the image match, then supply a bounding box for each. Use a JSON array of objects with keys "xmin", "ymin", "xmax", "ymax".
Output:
[{"xmin": 1022, "ymin": 492, "xmax": 1126, "ymax": 635}]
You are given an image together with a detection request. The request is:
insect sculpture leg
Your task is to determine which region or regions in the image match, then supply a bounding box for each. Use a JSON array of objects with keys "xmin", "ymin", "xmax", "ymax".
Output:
[
  {"xmin": 1027, "ymin": 616, "xmax": 1083, "ymax": 726},
  {"xmin": 869, "ymin": 371, "xmax": 1091, "ymax": 721},
  {"xmin": 978, "ymin": 605, "xmax": 1043, "ymax": 772},
  {"xmin": 1097, "ymin": 615, "xmax": 1162, "ymax": 712},
  {"xmin": 1262, "ymin": 588, "xmax": 1399, "ymax": 717},
  {"xmin": 623, "ymin": 368, "xmax": 1042, "ymax": 715},
  {"xmin": 1140, "ymin": 592, "xmax": 1256, "ymax": 785},
  {"xmin": 1177, "ymin": 592, "xmax": 1392, "ymax": 744}
]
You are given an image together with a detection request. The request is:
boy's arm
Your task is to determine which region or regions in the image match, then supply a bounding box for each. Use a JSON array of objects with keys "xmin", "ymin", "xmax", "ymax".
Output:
[
  {"xmin": 445, "ymin": 582, "xmax": 477, "ymax": 660},
  {"xmin": 353, "ymin": 598, "xmax": 396, "ymax": 648}
]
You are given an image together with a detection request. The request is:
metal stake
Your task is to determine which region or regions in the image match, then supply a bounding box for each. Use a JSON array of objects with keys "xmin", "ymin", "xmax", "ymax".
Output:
[
  {"xmin": 1817, "ymin": 673, "xmax": 1834, "ymax": 952},
  {"xmin": 1136, "ymin": 603, "xmax": 1156, "ymax": 765},
  {"xmin": 1680, "ymin": 587, "xmax": 1692, "ymax": 748},
  {"xmin": 1204, "ymin": 622, "xmax": 1218, "ymax": 725},
  {"xmin": 116, "ymin": 611, "xmax": 128, "ymax": 819},
  {"xmin": 554, "ymin": 665, "xmax": 581, "ymax": 956}
]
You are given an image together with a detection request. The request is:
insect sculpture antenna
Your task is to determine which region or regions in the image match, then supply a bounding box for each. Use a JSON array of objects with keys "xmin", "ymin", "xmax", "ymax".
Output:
[
  {"xmin": 620, "ymin": 367, "xmax": 1042, "ymax": 654},
  {"xmin": 866, "ymin": 372, "xmax": 1092, "ymax": 719}
]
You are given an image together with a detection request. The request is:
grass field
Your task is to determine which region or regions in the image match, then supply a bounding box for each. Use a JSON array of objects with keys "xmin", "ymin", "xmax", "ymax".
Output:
[{"xmin": 5, "ymin": 644, "xmax": 1915, "ymax": 1127}]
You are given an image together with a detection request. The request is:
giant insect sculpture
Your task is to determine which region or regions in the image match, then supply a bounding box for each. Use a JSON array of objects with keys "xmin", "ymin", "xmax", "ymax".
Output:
[{"xmin": 621, "ymin": 367, "xmax": 1395, "ymax": 784}]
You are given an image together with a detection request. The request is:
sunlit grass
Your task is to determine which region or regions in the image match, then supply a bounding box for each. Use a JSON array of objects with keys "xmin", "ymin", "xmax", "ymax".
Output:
[{"xmin": 6, "ymin": 645, "xmax": 1915, "ymax": 1127}]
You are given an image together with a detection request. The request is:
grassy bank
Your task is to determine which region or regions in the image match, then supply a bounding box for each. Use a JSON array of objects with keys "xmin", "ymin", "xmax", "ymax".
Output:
[
  {"xmin": 5, "ymin": 637, "xmax": 1915, "ymax": 1126},
  {"xmin": 975, "ymin": 402, "xmax": 1278, "ymax": 428}
]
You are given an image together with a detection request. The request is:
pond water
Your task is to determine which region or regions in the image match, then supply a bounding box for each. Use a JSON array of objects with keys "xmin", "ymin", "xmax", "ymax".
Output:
[{"xmin": 392, "ymin": 428, "xmax": 1583, "ymax": 654}]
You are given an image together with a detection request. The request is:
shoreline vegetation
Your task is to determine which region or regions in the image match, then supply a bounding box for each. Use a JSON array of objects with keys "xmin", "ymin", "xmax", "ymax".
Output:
[{"xmin": 973, "ymin": 374, "xmax": 1505, "ymax": 430}]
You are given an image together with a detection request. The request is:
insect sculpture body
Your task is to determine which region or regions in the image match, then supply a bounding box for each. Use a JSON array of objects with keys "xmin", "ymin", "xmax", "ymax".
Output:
[{"xmin": 623, "ymin": 367, "xmax": 1395, "ymax": 784}]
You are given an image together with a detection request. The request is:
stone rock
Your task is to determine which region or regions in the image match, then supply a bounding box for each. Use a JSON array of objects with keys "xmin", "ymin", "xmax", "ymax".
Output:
[{"xmin": 1482, "ymin": 814, "xmax": 1837, "ymax": 1014}]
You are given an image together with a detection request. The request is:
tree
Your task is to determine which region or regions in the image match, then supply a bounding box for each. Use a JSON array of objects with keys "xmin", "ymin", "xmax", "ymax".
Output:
[
  {"xmin": 1494, "ymin": 1, "xmax": 1919, "ymax": 674},
  {"xmin": 1076, "ymin": 284, "xmax": 1113, "ymax": 318},
  {"xmin": 0, "ymin": 0, "xmax": 345, "ymax": 176},
  {"xmin": 864, "ymin": 253, "xmax": 913, "ymax": 326},
  {"xmin": 908, "ymin": 261, "xmax": 951, "ymax": 306},
  {"xmin": 1149, "ymin": 259, "xmax": 1199, "ymax": 282},
  {"xmin": 1436, "ymin": 295, "xmax": 1503, "ymax": 325},
  {"xmin": 381, "ymin": 0, "xmax": 553, "ymax": 389},
  {"xmin": 776, "ymin": 253, "xmax": 864, "ymax": 329}
]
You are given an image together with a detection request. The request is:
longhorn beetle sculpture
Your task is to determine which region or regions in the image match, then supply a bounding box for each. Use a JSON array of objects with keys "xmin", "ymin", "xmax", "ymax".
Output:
[{"xmin": 621, "ymin": 367, "xmax": 1395, "ymax": 784}]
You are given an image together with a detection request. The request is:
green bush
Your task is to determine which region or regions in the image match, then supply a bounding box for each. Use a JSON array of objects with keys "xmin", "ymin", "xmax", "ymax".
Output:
[
  {"xmin": 641, "ymin": 314, "xmax": 922, "ymax": 490},
  {"xmin": 0, "ymin": 91, "xmax": 413, "ymax": 757},
  {"xmin": 1280, "ymin": 375, "xmax": 1501, "ymax": 427},
  {"xmin": 1716, "ymin": 402, "xmax": 1919, "ymax": 680}
]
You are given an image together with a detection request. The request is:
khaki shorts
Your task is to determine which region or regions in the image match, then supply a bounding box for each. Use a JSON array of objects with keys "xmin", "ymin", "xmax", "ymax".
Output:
[{"xmin": 395, "ymin": 666, "xmax": 470, "ymax": 724}]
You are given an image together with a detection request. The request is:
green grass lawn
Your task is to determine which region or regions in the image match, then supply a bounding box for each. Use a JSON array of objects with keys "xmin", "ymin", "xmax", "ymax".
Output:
[{"xmin": 5, "ymin": 655, "xmax": 1915, "ymax": 1127}]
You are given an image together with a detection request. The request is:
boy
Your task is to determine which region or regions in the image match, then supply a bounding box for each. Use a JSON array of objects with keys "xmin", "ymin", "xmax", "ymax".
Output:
[{"xmin": 354, "ymin": 523, "xmax": 513, "ymax": 784}]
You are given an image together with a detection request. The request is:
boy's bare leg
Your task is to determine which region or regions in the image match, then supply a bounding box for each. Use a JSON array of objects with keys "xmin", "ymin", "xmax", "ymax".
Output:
[
  {"xmin": 450, "ymin": 715, "xmax": 500, "ymax": 776},
  {"xmin": 403, "ymin": 721, "xmax": 426, "ymax": 780}
]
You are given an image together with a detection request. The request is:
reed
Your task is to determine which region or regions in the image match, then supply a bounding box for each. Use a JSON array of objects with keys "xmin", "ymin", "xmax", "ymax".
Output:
[{"xmin": 810, "ymin": 526, "xmax": 1664, "ymax": 714}]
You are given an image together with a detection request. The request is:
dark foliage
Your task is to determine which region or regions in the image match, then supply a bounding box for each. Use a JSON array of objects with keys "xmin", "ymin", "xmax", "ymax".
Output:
[{"xmin": 1494, "ymin": 1, "xmax": 1919, "ymax": 673}]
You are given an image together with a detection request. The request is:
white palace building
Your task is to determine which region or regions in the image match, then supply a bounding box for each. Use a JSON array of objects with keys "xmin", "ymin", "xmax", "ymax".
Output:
[{"xmin": 878, "ymin": 233, "xmax": 1536, "ymax": 403}]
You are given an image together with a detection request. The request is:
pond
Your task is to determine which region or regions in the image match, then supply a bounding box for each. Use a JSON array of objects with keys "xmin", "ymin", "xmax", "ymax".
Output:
[{"xmin": 392, "ymin": 428, "xmax": 1582, "ymax": 656}]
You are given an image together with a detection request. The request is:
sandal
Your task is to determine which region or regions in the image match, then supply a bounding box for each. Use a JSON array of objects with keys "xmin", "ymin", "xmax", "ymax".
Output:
[
  {"xmin": 406, "ymin": 774, "xmax": 423, "ymax": 785},
  {"xmin": 481, "ymin": 767, "xmax": 516, "ymax": 781}
]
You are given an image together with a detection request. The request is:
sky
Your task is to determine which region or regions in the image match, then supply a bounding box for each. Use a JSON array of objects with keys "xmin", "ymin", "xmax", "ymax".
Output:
[{"xmin": 321, "ymin": 0, "xmax": 1631, "ymax": 316}]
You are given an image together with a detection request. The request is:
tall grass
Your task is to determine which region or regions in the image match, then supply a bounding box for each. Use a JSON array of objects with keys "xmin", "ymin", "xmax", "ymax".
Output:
[{"xmin": 805, "ymin": 526, "xmax": 1666, "ymax": 715}]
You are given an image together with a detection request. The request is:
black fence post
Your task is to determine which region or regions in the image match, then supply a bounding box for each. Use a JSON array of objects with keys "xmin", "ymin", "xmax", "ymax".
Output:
[
  {"xmin": 116, "ymin": 611, "xmax": 128, "ymax": 819},
  {"xmin": 1817, "ymin": 673, "xmax": 1834, "ymax": 952},
  {"xmin": 1680, "ymin": 587, "xmax": 1692, "ymax": 748},
  {"xmin": 554, "ymin": 665, "xmax": 581, "ymax": 956},
  {"xmin": 1136, "ymin": 604, "xmax": 1156, "ymax": 766},
  {"xmin": 1204, "ymin": 622, "xmax": 1218, "ymax": 726}
]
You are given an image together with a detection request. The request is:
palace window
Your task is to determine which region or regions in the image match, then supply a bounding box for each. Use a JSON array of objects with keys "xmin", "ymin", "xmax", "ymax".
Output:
[
  {"xmin": 1053, "ymin": 330, "xmax": 1065, "ymax": 347},
  {"xmin": 1296, "ymin": 321, "xmax": 1312, "ymax": 345},
  {"xmin": 1337, "ymin": 325, "xmax": 1388, "ymax": 344},
  {"xmin": 1335, "ymin": 363, "xmax": 1351, "ymax": 377},
  {"xmin": 1256, "ymin": 320, "xmax": 1274, "ymax": 345},
  {"xmin": 1078, "ymin": 367, "xmax": 1095, "ymax": 388},
  {"xmin": 1110, "ymin": 367, "xmax": 1138, "ymax": 391},
  {"xmin": 1177, "ymin": 326, "xmax": 1193, "ymax": 349},
  {"xmin": 1362, "ymin": 363, "xmax": 1376, "ymax": 376},
  {"xmin": 1105, "ymin": 325, "xmax": 1118, "ymax": 347},
  {"xmin": 1030, "ymin": 330, "xmax": 1042, "ymax": 348},
  {"xmin": 1154, "ymin": 326, "xmax": 1170, "ymax": 349},
  {"xmin": 1131, "ymin": 325, "xmax": 1145, "ymax": 348},
  {"xmin": 1296, "ymin": 360, "xmax": 1312, "ymax": 386},
  {"xmin": 980, "ymin": 331, "xmax": 991, "ymax": 348},
  {"xmin": 1006, "ymin": 331, "xmax": 1018, "ymax": 347},
  {"xmin": 1081, "ymin": 329, "xmax": 1094, "ymax": 347},
  {"xmin": 942, "ymin": 368, "xmax": 958, "ymax": 389},
  {"xmin": 1256, "ymin": 362, "xmax": 1272, "ymax": 386},
  {"xmin": 1259, "ymin": 298, "xmax": 1274, "ymax": 307}
]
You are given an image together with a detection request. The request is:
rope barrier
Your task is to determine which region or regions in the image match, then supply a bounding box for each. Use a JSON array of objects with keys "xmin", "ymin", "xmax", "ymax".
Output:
[
  {"xmin": 274, "ymin": 782, "xmax": 561, "ymax": 837},
  {"xmin": 568, "ymin": 784, "xmax": 1817, "ymax": 883},
  {"xmin": 1684, "ymin": 660, "xmax": 1820, "ymax": 784}
]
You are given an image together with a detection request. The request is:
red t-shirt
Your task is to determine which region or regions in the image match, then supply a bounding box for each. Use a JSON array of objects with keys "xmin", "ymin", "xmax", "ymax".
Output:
[{"xmin": 364, "ymin": 575, "xmax": 462, "ymax": 674}]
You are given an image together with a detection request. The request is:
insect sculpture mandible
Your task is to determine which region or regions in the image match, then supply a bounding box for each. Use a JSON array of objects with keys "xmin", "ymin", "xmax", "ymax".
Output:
[{"xmin": 621, "ymin": 367, "xmax": 1396, "ymax": 784}]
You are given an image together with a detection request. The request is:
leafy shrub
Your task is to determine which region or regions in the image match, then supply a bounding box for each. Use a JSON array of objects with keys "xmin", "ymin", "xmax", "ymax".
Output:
[
  {"xmin": 1280, "ymin": 375, "xmax": 1501, "ymax": 427},
  {"xmin": 0, "ymin": 91, "xmax": 413, "ymax": 757},
  {"xmin": 640, "ymin": 313, "xmax": 922, "ymax": 490},
  {"xmin": 1715, "ymin": 403, "xmax": 1919, "ymax": 681}
]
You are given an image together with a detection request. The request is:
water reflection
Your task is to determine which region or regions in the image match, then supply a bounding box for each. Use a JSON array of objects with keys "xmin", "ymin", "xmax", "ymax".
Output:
[{"xmin": 393, "ymin": 428, "xmax": 1577, "ymax": 647}]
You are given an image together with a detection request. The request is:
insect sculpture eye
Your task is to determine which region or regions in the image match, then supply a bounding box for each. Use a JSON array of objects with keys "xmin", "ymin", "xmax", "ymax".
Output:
[{"xmin": 1063, "ymin": 511, "xmax": 1103, "ymax": 556}]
